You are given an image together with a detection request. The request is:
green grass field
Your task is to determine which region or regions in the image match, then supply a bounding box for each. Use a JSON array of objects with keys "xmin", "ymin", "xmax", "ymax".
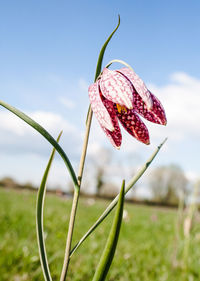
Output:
[{"xmin": 0, "ymin": 187, "xmax": 200, "ymax": 281}]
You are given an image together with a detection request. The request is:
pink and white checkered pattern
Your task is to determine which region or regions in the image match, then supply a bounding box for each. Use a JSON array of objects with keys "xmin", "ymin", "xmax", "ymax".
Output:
[
  {"xmin": 88, "ymin": 66, "xmax": 167, "ymax": 149},
  {"xmin": 118, "ymin": 67, "xmax": 153, "ymax": 109},
  {"xmin": 100, "ymin": 68, "xmax": 133, "ymax": 109},
  {"xmin": 88, "ymin": 81, "xmax": 114, "ymax": 131}
]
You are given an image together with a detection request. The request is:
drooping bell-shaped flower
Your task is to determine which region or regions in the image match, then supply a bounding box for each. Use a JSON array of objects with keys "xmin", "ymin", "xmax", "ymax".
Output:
[{"xmin": 88, "ymin": 67, "xmax": 167, "ymax": 149}]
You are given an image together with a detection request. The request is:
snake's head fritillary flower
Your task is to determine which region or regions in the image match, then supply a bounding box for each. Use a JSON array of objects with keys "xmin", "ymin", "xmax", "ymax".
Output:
[{"xmin": 88, "ymin": 67, "xmax": 167, "ymax": 149}]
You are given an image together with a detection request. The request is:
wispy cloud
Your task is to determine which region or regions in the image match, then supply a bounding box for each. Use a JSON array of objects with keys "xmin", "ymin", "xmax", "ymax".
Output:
[
  {"xmin": 0, "ymin": 110, "xmax": 82, "ymax": 157},
  {"xmin": 59, "ymin": 96, "xmax": 76, "ymax": 109},
  {"xmin": 148, "ymin": 72, "xmax": 200, "ymax": 142}
]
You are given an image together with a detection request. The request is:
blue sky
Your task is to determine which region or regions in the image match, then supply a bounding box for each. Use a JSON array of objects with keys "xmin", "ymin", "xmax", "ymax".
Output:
[{"xmin": 0, "ymin": 0, "xmax": 200, "ymax": 192}]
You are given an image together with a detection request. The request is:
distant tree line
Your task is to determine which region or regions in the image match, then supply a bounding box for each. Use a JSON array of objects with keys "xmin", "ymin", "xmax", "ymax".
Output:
[{"xmin": 1, "ymin": 159, "xmax": 197, "ymax": 207}]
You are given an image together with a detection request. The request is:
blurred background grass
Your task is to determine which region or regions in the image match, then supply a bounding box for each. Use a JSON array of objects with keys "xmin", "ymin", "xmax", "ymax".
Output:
[{"xmin": 1, "ymin": 187, "xmax": 200, "ymax": 281}]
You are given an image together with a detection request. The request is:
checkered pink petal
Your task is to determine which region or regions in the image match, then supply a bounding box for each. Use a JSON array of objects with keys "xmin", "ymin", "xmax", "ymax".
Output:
[
  {"xmin": 100, "ymin": 68, "xmax": 133, "ymax": 109},
  {"xmin": 114, "ymin": 105, "xmax": 150, "ymax": 145},
  {"xmin": 147, "ymin": 91, "xmax": 167, "ymax": 125},
  {"xmin": 129, "ymin": 86, "xmax": 167, "ymax": 125},
  {"xmin": 100, "ymin": 93, "xmax": 122, "ymax": 148},
  {"xmin": 118, "ymin": 67, "xmax": 153, "ymax": 109},
  {"xmin": 88, "ymin": 64, "xmax": 166, "ymax": 149},
  {"xmin": 88, "ymin": 81, "xmax": 114, "ymax": 131},
  {"xmin": 101, "ymin": 124, "xmax": 122, "ymax": 149}
]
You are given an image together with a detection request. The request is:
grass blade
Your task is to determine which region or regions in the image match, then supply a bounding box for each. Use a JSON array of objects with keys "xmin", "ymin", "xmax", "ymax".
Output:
[
  {"xmin": 70, "ymin": 138, "xmax": 167, "ymax": 257},
  {"xmin": 94, "ymin": 15, "xmax": 120, "ymax": 81},
  {"xmin": 0, "ymin": 100, "xmax": 78, "ymax": 190},
  {"xmin": 36, "ymin": 131, "xmax": 62, "ymax": 281},
  {"xmin": 92, "ymin": 181, "xmax": 125, "ymax": 281}
]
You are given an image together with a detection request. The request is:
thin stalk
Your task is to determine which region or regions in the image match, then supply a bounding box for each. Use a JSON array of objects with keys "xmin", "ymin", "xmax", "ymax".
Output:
[
  {"xmin": 78, "ymin": 108, "xmax": 93, "ymax": 186},
  {"xmin": 105, "ymin": 59, "xmax": 134, "ymax": 72},
  {"xmin": 59, "ymin": 16, "xmax": 121, "ymax": 281},
  {"xmin": 59, "ymin": 105, "xmax": 93, "ymax": 281},
  {"xmin": 60, "ymin": 108, "xmax": 93, "ymax": 281},
  {"xmin": 60, "ymin": 190, "xmax": 79, "ymax": 281}
]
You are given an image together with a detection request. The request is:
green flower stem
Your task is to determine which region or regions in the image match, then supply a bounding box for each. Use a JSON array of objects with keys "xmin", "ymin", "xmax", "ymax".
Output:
[
  {"xmin": 60, "ymin": 108, "xmax": 93, "ymax": 281},
  {"xmin": 70, "ymin": 138, "xmax": 167, "ymax": 257},
  {"xmin": 60, "ymin": 189, "xmax": 79, "ymax": 281},
  {"xmin": 59, "ymin": 16, "xmax": 121, "ymax": 281},
  {"xmin": 78, "ymin": 107, "xmax": 93, "ymax": 186},
  {"xmin": 105, "ymin": 59, "xmax": 134, "ymax": 72}
]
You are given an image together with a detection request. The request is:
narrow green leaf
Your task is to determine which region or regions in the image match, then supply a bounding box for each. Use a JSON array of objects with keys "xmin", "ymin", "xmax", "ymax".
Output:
[
  {"xmin": 86, "ymin": 15, "xmax": 121, "ymax": 126},
  {"xmin": 36, "ymin": 131, "xmax": 62, "ymax": 281},
  {"xmin": 92, "ymin": 181, "xmax": 125, "ymax": 281},
  {"xmin": 94, "ymin": 15, "xmax": 120, "ymax": 81},
  {"xmin": 70, "ymin": 138, "xmax": 167, "ymax": 257},
  {"xmin": 0, "ymin": 100, "xmax": 79, "ymax": 190}
]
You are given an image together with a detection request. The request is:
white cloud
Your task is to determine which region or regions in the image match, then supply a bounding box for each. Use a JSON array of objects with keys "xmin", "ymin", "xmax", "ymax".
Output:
[
  {"xmin": 148, "ymin": 72, "xmax": 200, "ymax": 142},
  {"xmin": 0, "ymin": 110, "xmax": 82, "ymax": 157},
  {"xmin": 0, "ymin": 110, "xmax": 78, "ymax": 137},
  {"xmin": 31, "ymin": 111, "xmax": 77, "ymax": 133}
]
